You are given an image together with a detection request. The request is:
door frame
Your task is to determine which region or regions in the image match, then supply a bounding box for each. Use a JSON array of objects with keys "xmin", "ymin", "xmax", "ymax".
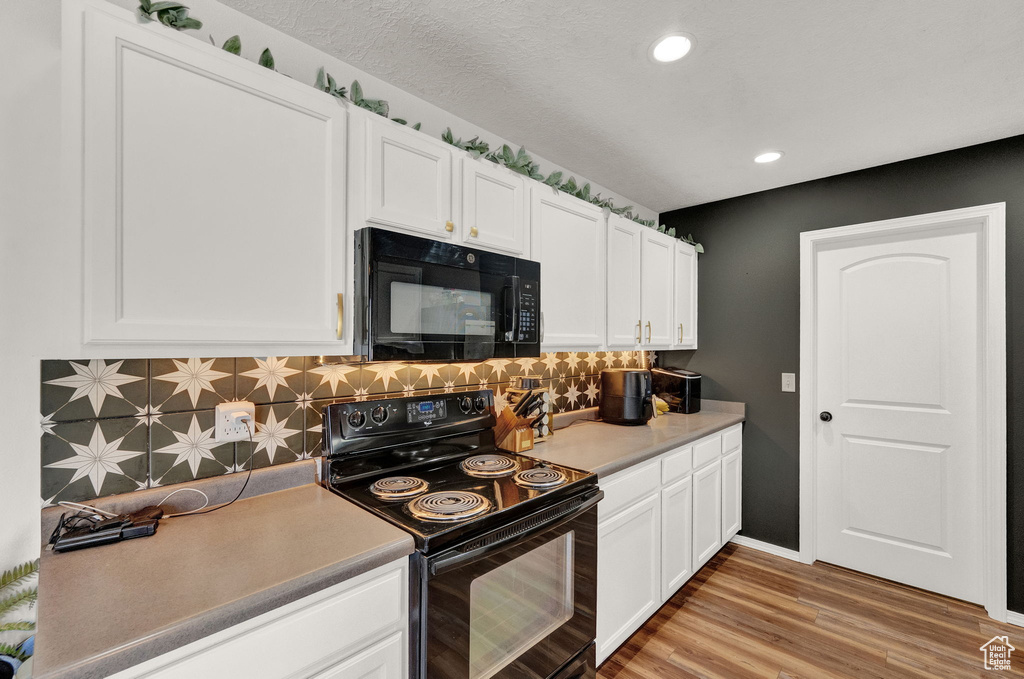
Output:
[{"xmin": 798, "ymin": 202, "xmax": 1007, "ymax": 621}]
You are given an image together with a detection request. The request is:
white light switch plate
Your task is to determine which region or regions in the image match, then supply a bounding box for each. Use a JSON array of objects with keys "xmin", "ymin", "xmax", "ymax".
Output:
[
  {"xmin": 215, "ymin": 401, "xmax": 256, "ymax": 442},
  {"xmin": 781, "ymin": 373, "xmax": 796, "ymax": 393}
]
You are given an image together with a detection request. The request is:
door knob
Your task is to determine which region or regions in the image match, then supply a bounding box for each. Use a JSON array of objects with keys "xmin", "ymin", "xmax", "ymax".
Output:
[
  {"xmin": 819, "ymin": 411, "xmax": 832, "ymax": 422},
  {"xmin": 445, "ymin": 221, "xmax": 454, "ymax": 232},
  {"xmin": 470, "ymin": 226, "xmax": 479, "ymax": 237}
]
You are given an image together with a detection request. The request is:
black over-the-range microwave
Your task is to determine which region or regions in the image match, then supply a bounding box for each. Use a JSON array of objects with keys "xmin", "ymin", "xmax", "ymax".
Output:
[{"xmin": 353, "ymin": 228, "xmax": 542, "ymax": 362}]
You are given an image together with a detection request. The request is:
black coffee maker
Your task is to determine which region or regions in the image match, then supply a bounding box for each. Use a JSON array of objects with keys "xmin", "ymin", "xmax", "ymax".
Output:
[{"xmin": 598, "ymin": 369, "xmax": 653, "ymax": 425}]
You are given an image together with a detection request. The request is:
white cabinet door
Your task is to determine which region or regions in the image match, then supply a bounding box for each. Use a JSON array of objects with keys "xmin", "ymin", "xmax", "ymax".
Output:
[
  {"xmin": 692, "ymin": 460, "xmax": 723, "ymax": 572},
  {"xmin": 722, "ymin": 448, "xmax": 742, "ymax": 542},
  {"xmin": 366, "ymin": 117, "xmax": 453, "ymax": 239},
  {"xmin": 531, "ymin": 188, "xmax": 606, "ymax": 349},
  {"xmin": 605, "ymin": 215, "xmax": 642, "ymax": 349},
  {"xmin": 312, "ymin": 632, "xmax": 404, "ymax": 679},
  {"xmin": 72, "ymin": 0, "xmax": 349, "ymax": 348},
  {"xmin": 640, "ymin": 230, "xmax": 675, "ymax": 349},
  {"xmin": 461, "ymin": 157, "xmax": 528, "ymax": 256},
  {"xmin": 596, "ymin": 492, "xmax": 660, "ymax": 665},
  {"xmin": 673, "ymin": 241, "xmax": 698, "ymax": 349},
  {"xmin": 661, "ymin": 475, "xmax": 693, "ymax": 602}
]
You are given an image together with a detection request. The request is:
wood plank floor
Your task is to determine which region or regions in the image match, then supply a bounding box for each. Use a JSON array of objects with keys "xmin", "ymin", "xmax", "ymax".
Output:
[{"xmin": 598, "ymin": 544, "xmax": 1024, "ymax": 679}]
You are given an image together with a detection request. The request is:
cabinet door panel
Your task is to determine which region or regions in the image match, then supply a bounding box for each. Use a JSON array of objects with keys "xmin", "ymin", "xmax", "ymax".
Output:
[
  {"xmin": 367, "ymin": 119, "xmax": 453, "ymax": 238},
  {"xmin": 462, "ymin": 158, "xmax": 528, "ymax": 256},
  {"xmin": 722, "ymin": 448, "xmax": 743, "ymax": 542},
  {"xmin": 597, "ymin": 493, "xmax": 660, "ymax": 664},
  {"xmin": 673, "ymin": 241, "xmax": 698, "ymax": 348},
  {"xmin": 77, "ymin": 4, "xmax": 347, "ymax": 346},
  {"xmin": 640, "ymin": 230, "xmax": 674, "ymax": 348},
  {"xmin": 531, "ymin": 189, "xmax": 605, "ymax": 349},
  {"xmin": 661, "ymin": 475, "xmax": 693, "ymax": 601},
  {"xmin": 606, "ymin": 216, "xmax": 642, "ymax": 348},
  {"xmin": 692, "ymin": 460, "xmax": 723, "ymax": 571},
  {"xmin": 312, "ymin": 632, "xmax": 404, "ymax": 679}
]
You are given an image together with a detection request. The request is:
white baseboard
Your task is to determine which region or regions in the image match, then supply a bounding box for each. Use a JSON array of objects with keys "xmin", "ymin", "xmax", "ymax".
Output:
[
  {"xmin": 729, "ymin": 535, "xmax": 801, "ymax": 562},
  {"xmin": 1007, "ymin": 611, "xmax": 1024, "ymax": 628}
]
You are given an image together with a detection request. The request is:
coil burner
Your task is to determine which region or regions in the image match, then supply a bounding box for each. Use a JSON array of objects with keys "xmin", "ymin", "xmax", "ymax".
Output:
[
  {"xmin": 513, "ymin": 467, "xmax": 568, "ymax": 489},
  {"xmin": 370, "ymin": 476, "xmax": 428, "ymax": 500},
  {"xmin": 407, "ymin": 491, "xmax": 491, "ymax": 522},
  {"xmin": 459, "ymin": 454, "xmax": 519, "ymax": 478}
]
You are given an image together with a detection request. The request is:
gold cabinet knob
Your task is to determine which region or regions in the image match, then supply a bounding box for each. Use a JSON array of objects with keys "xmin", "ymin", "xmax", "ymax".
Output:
[
  {"xmin": 445, "ymin": 221, "xmax": 454, "ymax": 232},
  {"xmin": 470, "ymin": 226, "xmax": 479, "ymax": 237}
]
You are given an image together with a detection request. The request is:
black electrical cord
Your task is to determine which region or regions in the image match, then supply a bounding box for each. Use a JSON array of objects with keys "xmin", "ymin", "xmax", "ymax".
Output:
[{"xmin": 169, "ymin": 422, "xmax": 256, "ymax": 518}]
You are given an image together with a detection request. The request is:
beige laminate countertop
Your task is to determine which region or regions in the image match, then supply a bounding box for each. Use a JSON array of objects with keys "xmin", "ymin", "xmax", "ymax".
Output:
[
  {"xmin": 34, "ymin": 484, "xmax": 414, "ymax": 679},
  {"xmin": 531, "ymin": 407, "xmax": 745, "ymax": 477}
]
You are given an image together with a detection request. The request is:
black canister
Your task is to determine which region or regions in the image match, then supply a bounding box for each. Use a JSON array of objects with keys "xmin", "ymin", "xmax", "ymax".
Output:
[{"xmin": 598, "ymin": 368, "xmax": 653, "ymax": 425}]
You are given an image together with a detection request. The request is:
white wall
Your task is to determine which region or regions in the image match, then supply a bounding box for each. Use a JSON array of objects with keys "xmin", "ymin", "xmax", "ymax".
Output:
[{"xmin": 0, "ymin": 0, "xmax": 656, "ymax": 566}]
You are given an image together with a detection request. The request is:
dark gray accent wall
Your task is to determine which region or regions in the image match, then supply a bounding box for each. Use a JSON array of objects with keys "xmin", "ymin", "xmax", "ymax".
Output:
[{"xmin": 660, "ymin": 134, "xmax": 1024, "ymax": 613}]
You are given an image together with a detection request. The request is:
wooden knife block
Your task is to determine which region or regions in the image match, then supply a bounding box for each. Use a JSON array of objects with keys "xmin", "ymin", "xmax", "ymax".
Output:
[{"xmin": 494, "ymin": 406, "xmax": 535, "ymax": 453}]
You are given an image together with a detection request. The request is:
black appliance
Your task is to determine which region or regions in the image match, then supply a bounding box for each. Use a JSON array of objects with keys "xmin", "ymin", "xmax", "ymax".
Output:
[
  {"xmin": 651, "ymin": 367, "xmax": 702, "ymax": 414},
  {"xmin": 354, "ymin": 228, "xmax": 542, "ymax": 362},
  {"xmin": 598, "ymin": 368, "xmax": 653, "ymax": 425},
  {"xmin": 322, "ymin": 389, "xmax": 601, "ymax": 679}
]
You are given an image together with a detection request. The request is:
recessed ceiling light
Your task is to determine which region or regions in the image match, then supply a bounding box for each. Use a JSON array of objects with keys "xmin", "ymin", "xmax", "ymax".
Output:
[
  {"xmin": 754, "ymin": 151, "xmax": 783, "ymax": 163},
  {"xmin": 650, "ymin": 34, "xmax": 694, "ymax": 63}
]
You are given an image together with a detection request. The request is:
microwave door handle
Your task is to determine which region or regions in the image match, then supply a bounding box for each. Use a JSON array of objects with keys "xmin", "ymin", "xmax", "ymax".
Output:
[{"xmin": 503, "ymin": 276, "xmax": 520, "ymax": 342}]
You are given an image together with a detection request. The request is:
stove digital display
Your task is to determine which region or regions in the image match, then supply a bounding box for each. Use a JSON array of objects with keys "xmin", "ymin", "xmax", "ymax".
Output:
[{"xmin": 407, "ymin": 399, "xmax": 446, "ymax": 423}]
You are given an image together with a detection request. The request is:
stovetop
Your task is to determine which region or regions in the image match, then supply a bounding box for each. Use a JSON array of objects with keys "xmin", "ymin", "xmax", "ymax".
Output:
[{"xmin": 321, "ymin": 389, "xmax": 597, "ymax": 553}]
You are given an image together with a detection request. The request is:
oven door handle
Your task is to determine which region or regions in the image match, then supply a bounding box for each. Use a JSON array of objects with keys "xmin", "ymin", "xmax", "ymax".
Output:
[{"xmin": 428, "ymin": 488, "xmax": 603, "ymax": 577}]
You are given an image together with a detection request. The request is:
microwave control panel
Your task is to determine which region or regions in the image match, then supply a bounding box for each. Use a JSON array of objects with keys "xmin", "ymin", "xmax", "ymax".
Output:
[{"xmin": 518, "ymin": 280, "xmax": 539, "ymax": 343}]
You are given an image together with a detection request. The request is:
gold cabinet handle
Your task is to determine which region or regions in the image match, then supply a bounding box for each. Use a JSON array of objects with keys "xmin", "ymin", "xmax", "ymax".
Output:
[
  {"xmin": 646, "ymin": 321, "xmax": 652, "ymax": 343},
  {"xmin": 679, "ymin": 323, "xmax": 683, "ymax": 343},
  {"xmin": 342, "ymin": 294, "xmax": 350, "ymax": 342},
  {"xmin": 445, "ymin": 221, "xmax": 454, "ymax": 233},
  {"xmin": 635, "ymin": 321, "xmax": 641, "ymax": 344},
  {"xmin": 470, "ymin": 226, "xmax": 479, "ymax": 238}
]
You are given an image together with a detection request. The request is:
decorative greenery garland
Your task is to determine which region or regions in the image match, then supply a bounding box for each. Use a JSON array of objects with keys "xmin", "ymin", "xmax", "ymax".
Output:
[
  {"xmin": 137, "ymin": 2, "xmax": 703, "ymax": 253},
  {"xmin": 0, "ymin": 560, "xmax": 38, "ymax": 664}
]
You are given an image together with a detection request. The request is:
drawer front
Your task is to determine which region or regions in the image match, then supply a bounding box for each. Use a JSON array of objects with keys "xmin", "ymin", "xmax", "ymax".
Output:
[
  {"xmin": 599, "ymin": 460, "xmax": 660, "ymax": 519},
  {"xmin": 142, "ymin": 565, "xmax": 405, "ymax": 679},
  {"xmin": 661, "ymin": 446, "xmax": 693, "ymax": 485},
  {"xmin": 722, "ymin": 424, "xmax": 742, "ymax": 454},
  {"xmin": 692, "ymin": 433, "xmax": 723, "ymax": 470}
]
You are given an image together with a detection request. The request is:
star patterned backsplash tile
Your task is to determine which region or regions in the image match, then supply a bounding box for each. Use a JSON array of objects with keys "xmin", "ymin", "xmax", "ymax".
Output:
[{"xmin": 39, "ymin": 351, "xmax": 651, "ymax": 505}]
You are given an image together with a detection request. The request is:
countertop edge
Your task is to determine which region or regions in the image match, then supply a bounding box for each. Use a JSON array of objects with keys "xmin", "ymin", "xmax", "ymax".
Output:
[
  {"xmin": 36, "ymin": 530, "xmax": 414, "ymax": 679},
  {"xmin": 593, "ymin": 414, "xmax": 745, "ymax": 478}
]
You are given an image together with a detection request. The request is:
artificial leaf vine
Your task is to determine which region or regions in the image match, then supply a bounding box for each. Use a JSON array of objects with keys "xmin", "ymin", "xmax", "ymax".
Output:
[{"xmin": 135, "ymin": 2, "xmax": 700, "ymax": 252}]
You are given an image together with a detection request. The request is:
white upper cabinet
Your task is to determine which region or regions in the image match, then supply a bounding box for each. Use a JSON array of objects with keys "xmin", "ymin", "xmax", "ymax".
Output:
[
  {"xmin": 640, "ymin": 229, "xmax": 675, "ymax": 348},
  {"xmin": 531, "ymin": 188, "xmax": 606, "ymax": 349},
  {"xmin": 460, "ymin": 157, "xmax": 529, "ymax": 256},
  {"xmin": 365, "ymin": 117, "xmax": 454, "ymax": 239},
  {"xmin": 606, "ymin": 216, "xmax": 643, "ymax": 349},
  {"xmin": 673, "ymin": 241, "xmax": 699, "ymax": 349},
  {"xmin": 70, "ymin": 0, "xmax": 349, "ymax": 349}
]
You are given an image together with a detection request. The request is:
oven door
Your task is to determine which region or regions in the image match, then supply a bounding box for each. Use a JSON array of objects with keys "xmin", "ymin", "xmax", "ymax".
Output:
[
  {"xmin": 356, "ymin": 228, "xmax": 540, "ymax": 362},
  {"xmin": 420, "ymin": 490, "xmax": 600, "ymax": 679}
]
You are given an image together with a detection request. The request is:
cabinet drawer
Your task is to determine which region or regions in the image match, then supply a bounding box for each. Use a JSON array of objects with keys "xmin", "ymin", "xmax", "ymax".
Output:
[
  {"xmin": 599, "ymin": 461, "xmax": 660, "ymax": 519},
  {"xmin": 693, "ymin": 434, "xmax": 723, "ymax": 470},
  {"xmin": 722, "ymin": 424, "xmax": 742, "ymax": 454},
  {"xmin": 139, "ymin": 565, "xmax": 405, "ymax": 679},
  {"xmin": 661, "ymin": 446, "xmax": 693, "ymax": 485}
]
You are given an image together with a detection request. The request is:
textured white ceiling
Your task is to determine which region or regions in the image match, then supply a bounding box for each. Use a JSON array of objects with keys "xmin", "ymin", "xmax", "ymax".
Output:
[{"xmin": 219, "ymin": 0, "xmax": 1024, "ymax": 212}]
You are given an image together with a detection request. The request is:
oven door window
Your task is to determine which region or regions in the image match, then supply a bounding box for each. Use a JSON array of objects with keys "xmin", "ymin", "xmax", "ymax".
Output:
[{"xmin": 469, "ymin": 532, "xmax": 574, "ymax": 679}]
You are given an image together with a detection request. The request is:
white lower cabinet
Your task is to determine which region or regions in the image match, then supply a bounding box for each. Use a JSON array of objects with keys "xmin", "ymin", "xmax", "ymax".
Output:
[
  {"xmin": 110, "ymin": 559, "xmax": 408, "ymax": 679},
  {"xmin": 596, "ymin": 423, "xmax": 742, "ymax": 664},
  {"xmin": 692, "ymin": 460, "xmax": 723, "ymax": 571},
  {"xmin": 596, "ymin": 492, "xmax": 660, "ymax": 664}
]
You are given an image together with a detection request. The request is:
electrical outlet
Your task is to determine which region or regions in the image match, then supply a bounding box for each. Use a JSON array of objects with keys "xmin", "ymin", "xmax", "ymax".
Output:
[
  {"xmin": 215, "ymin": 401, "xmax": 256, "ymax": 442},
  {"xmin": 781, "ymin": 373, "xmax": 796, "ymax": 393}
]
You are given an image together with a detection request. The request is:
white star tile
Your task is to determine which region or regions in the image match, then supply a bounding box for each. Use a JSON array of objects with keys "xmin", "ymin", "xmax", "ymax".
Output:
[
  {"xmin": 252, "ymin": 409, "xmax": 301, "ymax": 464},
  {"xmin": 154, "ymin": 358, "xmax": 230, "ymax": 408},
  {"xmin": 415, "ymin": 364, "xmax": 444, "ymax": 387},
  {"xmin": 45, "ymin": 359, "xmax": 144, "ymax": 415},
  {"xmin": 308, "ymin": 362, "xmax": 359, "ymax": 394},
  {"xmin": 364, "ymin": 362, "xmax": 406, "ymax": 392},
  {"xmin": 241, "ymin": 357, "xmax": 300, "ymax": 401},
  {"xmin": 154, "ymin": 414, "xmax": 222, "ymax": 477},
  {"xmin": 45, "ymin": 423, "xmax": 145, "ymax": 496}
]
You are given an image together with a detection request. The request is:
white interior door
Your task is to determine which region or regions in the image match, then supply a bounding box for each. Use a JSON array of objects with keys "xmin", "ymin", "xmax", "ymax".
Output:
[{"xmin": 813, "ymin": 217, "xmax": 987, "ymax": 603}]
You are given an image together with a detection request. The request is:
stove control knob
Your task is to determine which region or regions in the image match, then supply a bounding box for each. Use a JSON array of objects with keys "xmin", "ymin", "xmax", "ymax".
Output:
[
  {"xmin": 459, "ymin": 396, "xmax": 473, "ymax": 414},
  {"xmin": 474, "ymin": 396, "xmax": 487, "ymax": 413},
  {"xmin": 371, "ymin": 405, "xmax": 389, "ymax": 424},
  {"xmin": 347, "ymin": 410, "xmax": 366, "ymax": 429}
]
